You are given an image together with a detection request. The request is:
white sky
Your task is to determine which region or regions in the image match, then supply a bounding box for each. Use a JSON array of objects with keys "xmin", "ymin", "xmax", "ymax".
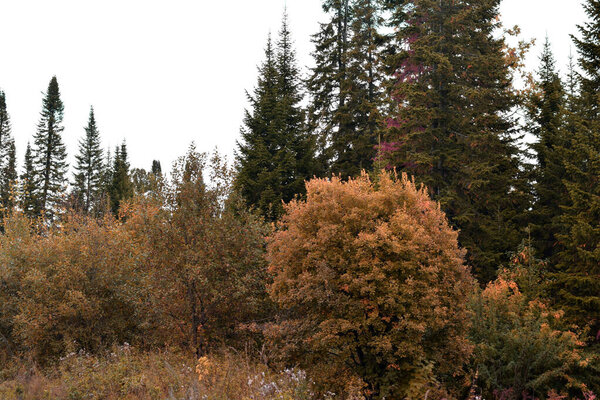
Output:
[{"xmin": 0, "ymin": 0, "xmax": 588, "ymax": 174}]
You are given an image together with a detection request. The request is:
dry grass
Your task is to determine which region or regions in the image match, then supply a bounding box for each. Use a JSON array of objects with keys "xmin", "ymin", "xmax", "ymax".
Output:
[{"xmin": 0, "ymin": 345, "xmax": 324, "ymax": 400}]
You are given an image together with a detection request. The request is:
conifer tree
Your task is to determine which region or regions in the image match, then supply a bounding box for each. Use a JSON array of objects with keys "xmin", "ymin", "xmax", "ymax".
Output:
[
  {"xmin": 307, "ymin": 0, "xmax": 383, "ymax": 178},
  {"xmin": 109, "ymin": 141, "xmax": 133, "ymax": 215},
  {"xmin": 73, "ymin": 107, "xmax": 104, "ymax": 214},
  {"xmin": 382, "ymin": 0, "xmax": 528, "ymax": 281},
  {"xmin": 552, "ymin": 0, "xmax": 600, "ymax": 334},
  {"xmin": 527, "ymin": 39, "xmax": 568, "ymax": 258},
  {"xmin": 151, "ymin": 160, "xmax": 162, "ymax": 176},
  {"xmin": 20, "ymin": 143, "xmax": 38, "ymax": 217},
  {"xmin": 236, "ymin": 15, "xmax": 316, "ymax": 221},
  {"xmin": 0, "ymin": 90, "xmax": 17, "ymax": 211},
  {"xmin": 32, "ymin": 76, "xmax": 68, "ymax": 218}
]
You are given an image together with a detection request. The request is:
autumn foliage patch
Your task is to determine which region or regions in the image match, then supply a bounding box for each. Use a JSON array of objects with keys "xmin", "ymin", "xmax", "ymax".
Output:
[{"xmin": 266, "ymin": 171, "xmax": 474, "ymax": 398}]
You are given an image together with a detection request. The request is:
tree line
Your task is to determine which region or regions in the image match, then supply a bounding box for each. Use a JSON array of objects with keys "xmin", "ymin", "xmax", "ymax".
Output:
[{"xmin": 0, "ymin": 77, "xmax": 161, "ymax": 221}]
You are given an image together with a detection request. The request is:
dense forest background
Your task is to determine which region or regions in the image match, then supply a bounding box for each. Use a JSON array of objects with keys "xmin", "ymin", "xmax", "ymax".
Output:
[{"xmin": 2, "ymin": 0, "xmax": 600, "ymax": 399}]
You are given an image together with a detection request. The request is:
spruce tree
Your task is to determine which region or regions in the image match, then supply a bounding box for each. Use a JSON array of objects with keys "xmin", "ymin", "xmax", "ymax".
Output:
[
  {"xmin": 274, "ymin": 12, "xmax": 317, "ymax": 207},
  {"xmin": 73, "ymin": 107, "xmax": 104, "ymax": 214},
  {"xmin": 552, "ymin": 0, "xmax": 600, "ymax": 334},
  {"xmin": 307, "ymin": 0, "xmax": 383, "ymax": 178},
  {"xmin": 0, "ymin": 90, "xmax": 17, "ymax": 211},
  {"xmin": 21, "ymin": 143, "xmax": 38, "ymax": 217},
  {"xmin": 527, "ymin": 39, "xmax": 568, "ymax": 258},
  {"xmin": 382, "ymin": 0, "xmax": 528, "ymax": 281},
  {"xmin": 32, "ymin": 76, "xmax": 68, "ymax": 218},
  {"xmin": 109, "ymin": 141, "xmax": 133, "ymax": 215},
  {"xmin": 236, "ymin": 15, "xmax": 316, "ymax": 221}
]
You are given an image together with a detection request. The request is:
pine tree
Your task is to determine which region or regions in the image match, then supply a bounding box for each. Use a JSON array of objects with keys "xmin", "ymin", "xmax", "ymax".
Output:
[
  {"xmin": 527, "ymin": 39, "xmax": 568, "ymax": 258},
  {"xmin": 32, "ymin": 76, "xmax": 68, "ymax": 218},
  {"xmin": 21, "ymin": 143, "xmax": 38, "ymax": 217},
  {"xmin": 382, "ymin": 0, "xmax": 528, "ymax": 281},
  {"xmin": 552, "ymin": 0, "xmax": 600, "ymax": 335},
  {"xmin": 0, "ymin": 90, "xmax": 17, "ymax": 211},
  {"xmin": 307, "ymin": 0, "xmax": 383, "ymax": 178},
  {"xmin": 109, "ymin": 141, "xmax": 133, "ymax": 215},
  {"xmin": 73, "ymin": 107, "xmax": 104, "ymax": 214},
  {"xmin": 236, "ymin": 15, "xmax": 316, "ymax": 221}
]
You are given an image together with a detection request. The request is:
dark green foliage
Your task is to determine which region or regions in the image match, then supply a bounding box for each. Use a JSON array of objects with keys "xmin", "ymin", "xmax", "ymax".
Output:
[
  {"xmin": 0, "ymin": 91, "xmax": 17, "ymax": 211},
  {"xmin": 109, "ymin": 142, "xmax": 133, "ymax": 215},
  {"xmin": 573, "ymin": 0, "xmax": 600, "ymax": 119},
  {"xmin": 20, "ymin": 143, "xmax": 38, "ymax": 217},
  {"xmin": 151, "ymin": 160, "xmax": 162, "ymax": 176},
  {"xmin": 236, "ymin": 15, "xmax": 317, "ymax": 221},
  {"xmin": 307, "ymin": 0, "xmax": 383, "ymax": 179},
  {"xmin": 382, "ymin": 0, "xmax": 528, "ymax": 282},
  {"xmin": 32, "ymin": 76, "xmax": 68, "ymax": 219},
  {"xmin": 551, "ymin": 0, "xmax": 600, "ymax": 336},
  {"xmin": 527, "ymin": 39, "xmax": 568, "ymax": 259},
  {"xmin": 73, "ymin": 107, "xmax": 105, "ymax": 214}
]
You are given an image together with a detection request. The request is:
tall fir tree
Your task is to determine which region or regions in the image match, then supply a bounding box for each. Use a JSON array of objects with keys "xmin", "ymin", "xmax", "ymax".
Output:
[
  {"xmin": 307, "ymin": 0, "xmax": 383, "ymax": 178},
  {"xmin": 109, "ymin": 141, "xmax": 133, "ymax": 215},
  {"xmin": 32, "ymin": 76, "xmax": 68, "ymax": 218},
  {"xmin": 527, "ymin": 39, "xmax": 568, "ymax": 258},
  {"xmin": 20, "ymin": 143, "xmax": 38, "ymax": 217},
  {"xmin": 382, "ymin": 0, "xmax": 528, "ymax": 281},
  {"xmin": 73, "ymin": 107, "xmax": 104, "ymax": 214},
  {"xmin": 236, "ymin": 14, "xmax": 317, "ymax": 221},
  {"xmin": 552, "ymin": 0, "xmax": 600, "ymax": 336},
  {"xmin": 0, "ymin": 90, "xmax": 17, "ymax": 211}
]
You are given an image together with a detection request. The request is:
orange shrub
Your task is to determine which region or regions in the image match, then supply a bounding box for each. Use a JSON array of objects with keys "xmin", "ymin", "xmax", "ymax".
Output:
[{"xmin": 266, "ymin": 171, "xmax": 474, "ymax": 398}]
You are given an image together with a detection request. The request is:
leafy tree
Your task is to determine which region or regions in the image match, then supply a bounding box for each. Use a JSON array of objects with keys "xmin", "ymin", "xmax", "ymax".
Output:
[
  {"xmin": 109, "ymin": 142, "xmax": 133, "ymax": 215},
  {"xmin": 0, "ymin": 91, "xmax": 17, "ymax": 212},
  {"xmin": 266, "ymin": 172, "xmax": 474, "ymax": 399},
  {"xmin": 73, "ymin": 107, "xmax": 104, "ymax": 214},
  {"xmin": 526, "ymin": 39, "xmax": 568, "ymax": 258},
  {"xmin": 127, "ymin": 146, "xmax": 271, "ymax": 357},
  {"xmin": 20, "ymin": 143, "xmax": 38, "ymax": 217},
  {"xmin": 130, "ymin": 168, "xmax": 150, "ymax": 195},
  {"xmin": 236, "ymin": 15, "xmax": 317, "ymax": 221},
  {"xmin": 32, "ymin": 76, "xmax": 68, "ymax": 219},
  {"xmin": 307, "ymin": 0, "xmax": 384, "ymax": 178},
  {"xmin": 382, "ymin": 0, "xmax": 529, "ymax": 281}
]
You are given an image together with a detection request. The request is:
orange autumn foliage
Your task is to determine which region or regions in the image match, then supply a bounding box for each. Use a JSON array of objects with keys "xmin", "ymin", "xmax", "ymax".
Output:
[{"xmin": 266, "ymin": 171, "xmax": 474, "ymax": 399}]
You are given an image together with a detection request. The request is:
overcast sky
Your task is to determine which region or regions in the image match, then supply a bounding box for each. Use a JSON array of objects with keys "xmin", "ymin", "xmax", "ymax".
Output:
[{"xmin": 0, "ymin": 0, "xmax": 588, "ymax": 174}]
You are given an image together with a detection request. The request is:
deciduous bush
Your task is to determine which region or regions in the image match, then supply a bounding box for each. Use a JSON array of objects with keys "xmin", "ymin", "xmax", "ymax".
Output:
[
  {"xmin": 0, "ymin": 211, "xmax": 147, "ymax": 364},
  {"xmin": 266, "ymin": 171, "xmax": 474, "ymax": 399}
]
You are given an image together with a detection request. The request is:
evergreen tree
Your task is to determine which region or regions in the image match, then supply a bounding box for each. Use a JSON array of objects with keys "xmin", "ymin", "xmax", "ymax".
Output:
[
  {"xmin": 20, "ymin": 143, "xmax": 38, "ymax": 217},
  {"xmin": 73, "ymin": 107, "xmax": 104, "ymax": 214},
  {"xmin": 382, "ymin": 0, "xmax": 528, "ymax": 281},
  {"xmin": 552, "ymin": 0, "xmax": 600, "ymax": 335},
  {"xmin": 109, "ymin": 141, "xmax": 133, "ymax": 215},
  {"xmin": 527, "ymin": 39, "xmax": 568, "ymax": 258},
  {"xmin": 307, "ymin": 0, "xmax": 383, "ymax": 178},
  {"xmin": 151, "ymin": 160, "xmax": 162, "ymax": 176},
  {"xmin": 0, "ymin": 90, "xmax": 17, "ymax": 211},
  {"xmin": 236, "ymin": 15, "xmax": 316, "ymax": 221},
  {"xmin": 32, "ymin": 76, "xmax": 68, "ymax": 218}
]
